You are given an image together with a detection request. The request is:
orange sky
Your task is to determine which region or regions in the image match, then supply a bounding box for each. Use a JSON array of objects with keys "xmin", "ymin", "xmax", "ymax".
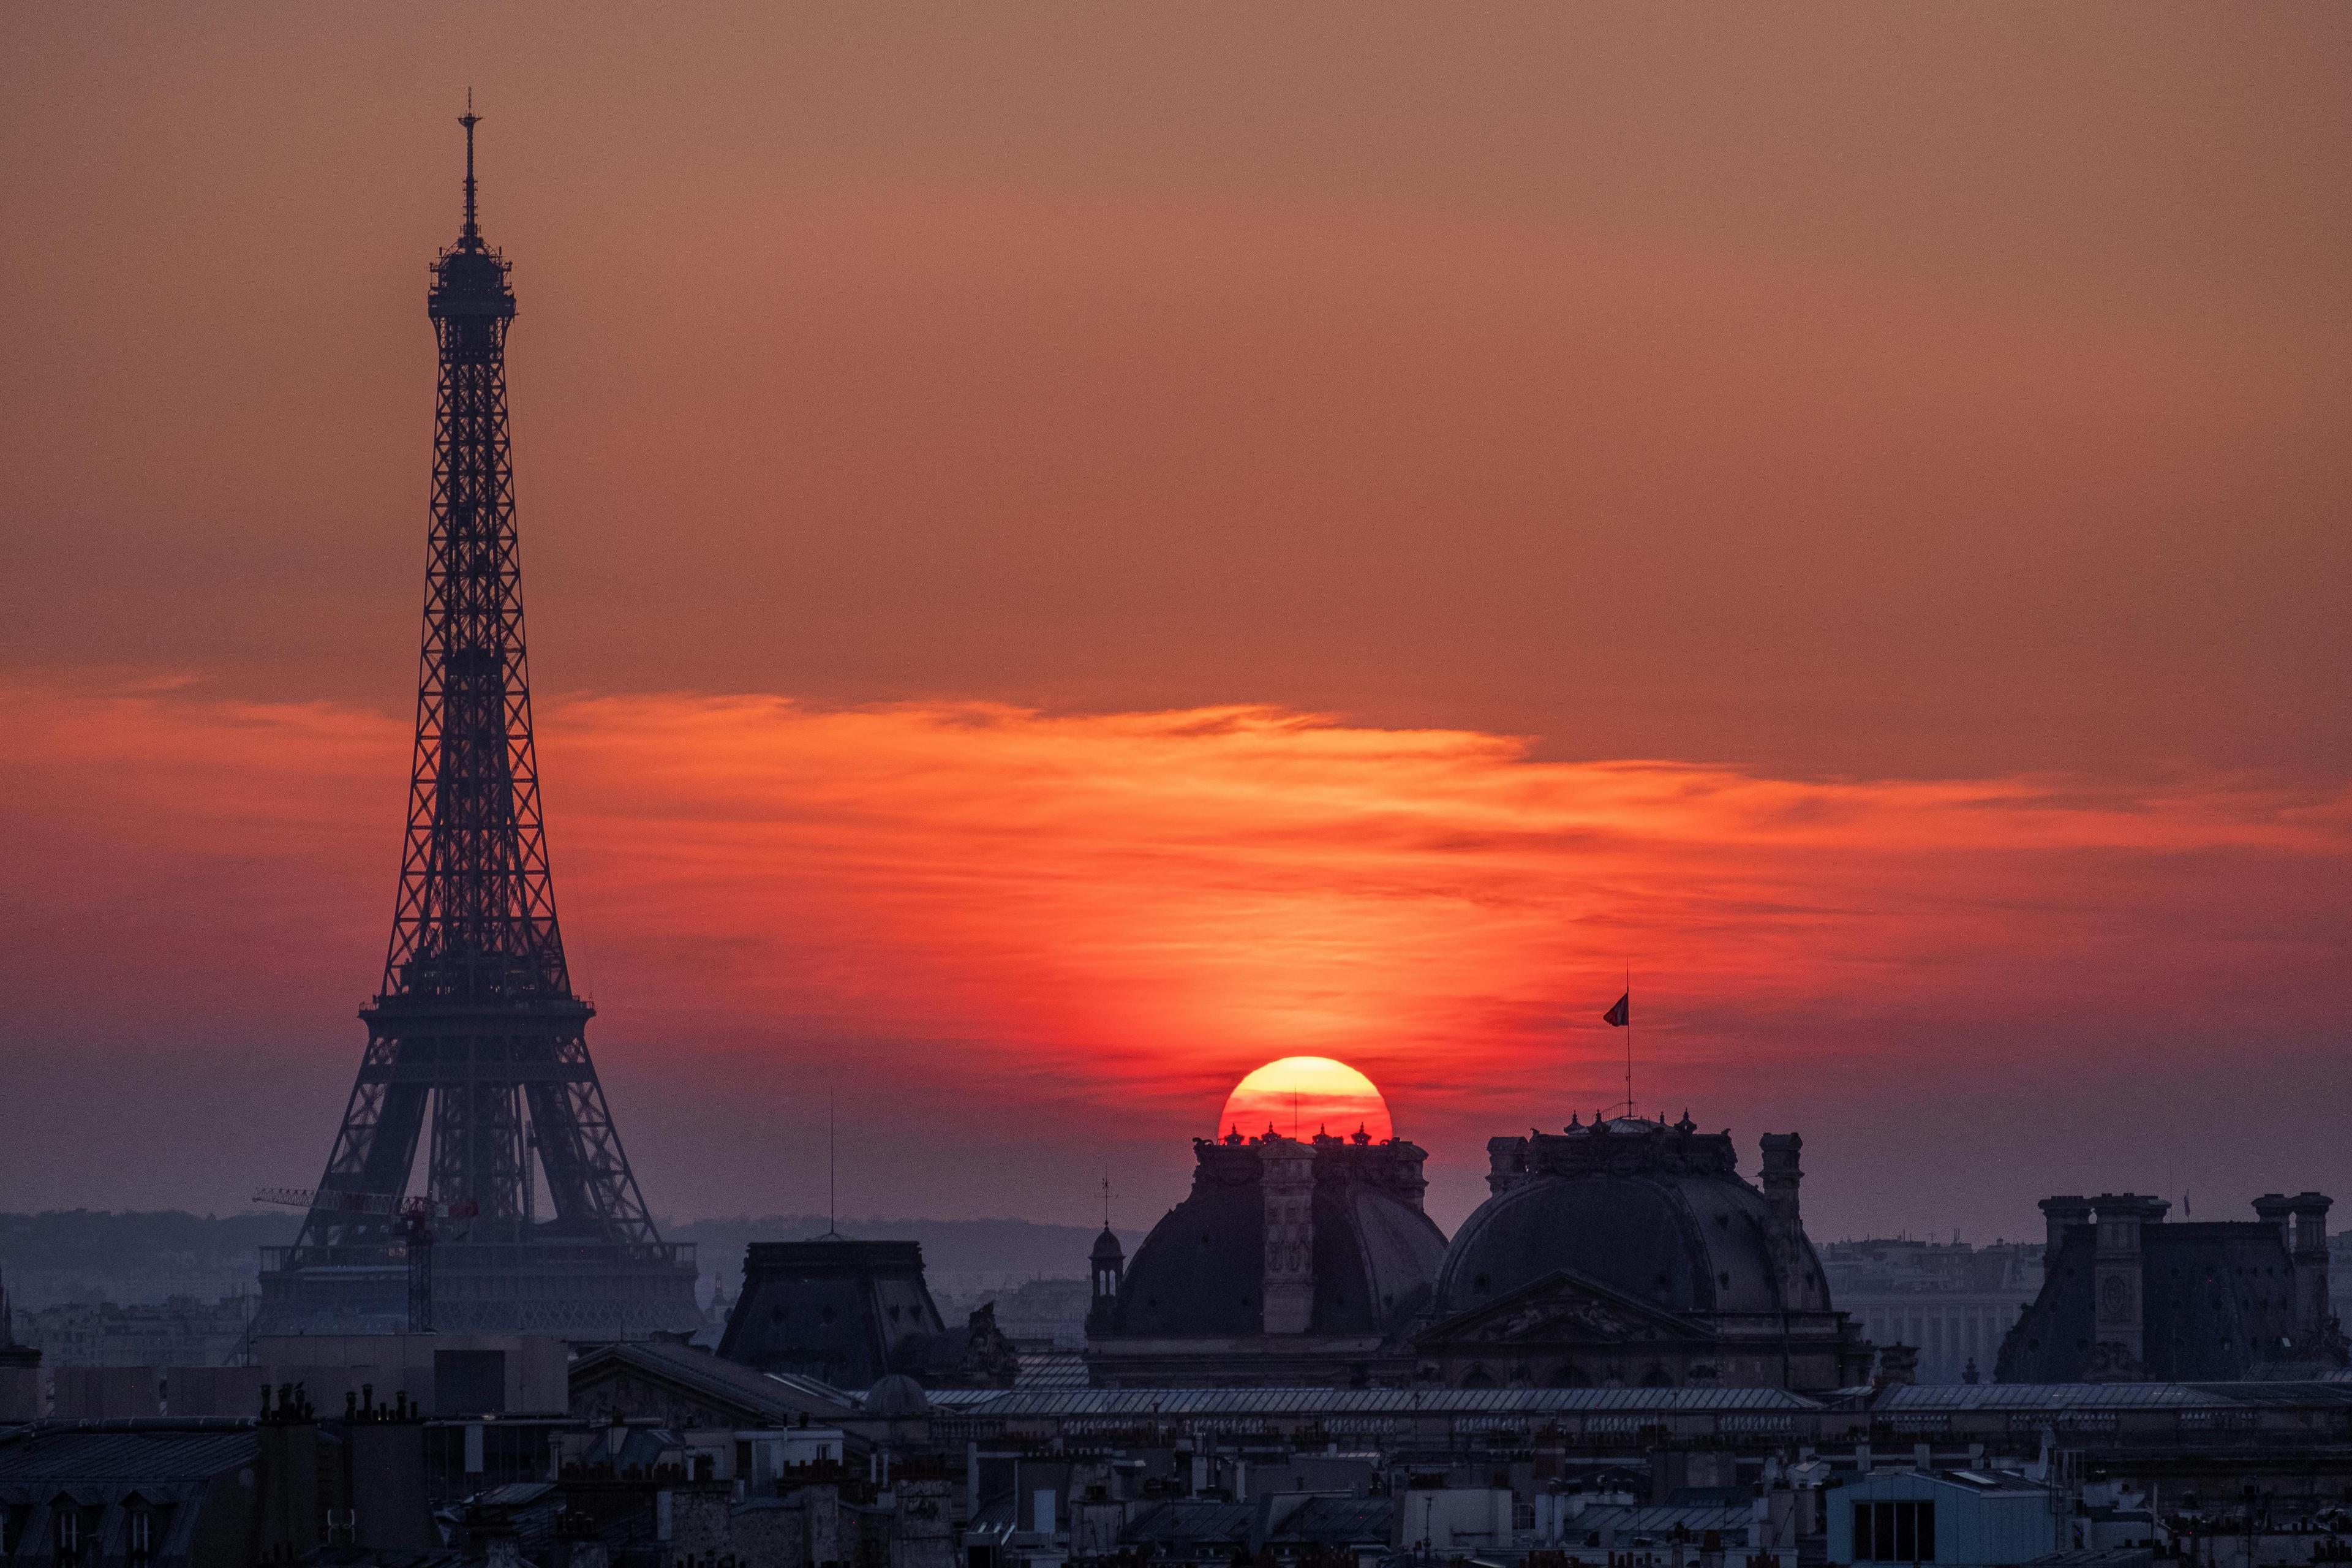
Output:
[
  {"xmin": 4, "ymin": 674, "xmax": 2346, "ymax": 1232},
  {"xmin": 2, "ymin": 4, "xmax": 2350, "ymax": 1238}
]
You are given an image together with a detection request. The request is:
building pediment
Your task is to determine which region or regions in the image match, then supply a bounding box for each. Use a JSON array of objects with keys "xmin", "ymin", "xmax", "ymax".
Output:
[{"xmin": 1416, "ymin": 1266, "xmax": 1711, "ymax": 1349}]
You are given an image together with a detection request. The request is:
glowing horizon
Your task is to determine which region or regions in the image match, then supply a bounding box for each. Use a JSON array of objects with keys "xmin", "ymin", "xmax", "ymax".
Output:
[{"xmin": 5, "ymin": 671, "xmax": 2345, "ymax": 1232}]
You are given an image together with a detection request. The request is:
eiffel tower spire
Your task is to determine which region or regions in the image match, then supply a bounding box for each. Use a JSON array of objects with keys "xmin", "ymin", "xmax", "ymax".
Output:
[{"xmin": 258, "ymin": 112, "xmax": 697, "ymax": 1337}]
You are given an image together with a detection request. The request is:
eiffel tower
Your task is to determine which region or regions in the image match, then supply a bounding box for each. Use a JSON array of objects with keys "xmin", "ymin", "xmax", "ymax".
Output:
[{"xmin": 255, "ymin": 112, "xmax": 699, "ymax": 1338}]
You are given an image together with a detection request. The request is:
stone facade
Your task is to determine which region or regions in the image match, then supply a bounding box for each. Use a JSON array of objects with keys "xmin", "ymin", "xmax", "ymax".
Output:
[
  {"xmin": 1997, "ymin": 1190, "xmax": 2345, "ymax": 1382},
  {"xmin": 1820, "ymin": 1237, "xmax": 2042, "ymax": 1384}
]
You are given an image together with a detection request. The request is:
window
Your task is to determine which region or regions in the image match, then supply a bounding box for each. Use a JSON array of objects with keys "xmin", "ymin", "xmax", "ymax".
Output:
[
  {"xmin": 53, "ymin": 1507, "xmax": 78, "ymax": 1564},
  {"xmin": 1853, "ymin": 1499, "xmax": 1936, "ymax": 1562},
  {"xmin": 127, "ymin": 1506, "xmax": 153, "ymax": 1560}
]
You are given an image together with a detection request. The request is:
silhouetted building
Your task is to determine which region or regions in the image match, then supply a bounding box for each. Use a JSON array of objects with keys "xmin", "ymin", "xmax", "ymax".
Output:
[
  {"xmin": 1082, "ymin": 1116, "xmax": 1871, "ymax": 1392},
  {"xmin": 1996, "ymin": 1191, "xmax": 2345, "ymax": 1381},
  {"xmin": 1413, "ymin": 1115, "xmax": 1871, "ymax": 1392},
  {"xmin": 717, "ymin": 1238, "xmax": 1020, "ymax": 1390},
  {"xmin": 0, "ymin": 1385, "xmax": 450, "ymax": 1568},
  {"xmin": 0, "ymin": 1424, "xmax": 268, "ymax": 1568},
  {"xmin": 937, "ymin": 1275, "xmax": 1093, "ymax": 1348},
  {"xmin": 1821, "ymin": 1236, "xmax": 2043, "ymax": 1384},
  {"xmin": 17, "ymin": 1295, "xmax": 252, "ymax": 1370},
  {"xmin": 0, "ymin": 1268, "xmax": 39, "ymax": 1422},
  {"xmin": 1085, "ymin": 1126, "xmax": 1448, "ymax": 1387},
  {"xmin": 1085, "ymin": 1224, "xmax": 1125, "ymax": 1338}
]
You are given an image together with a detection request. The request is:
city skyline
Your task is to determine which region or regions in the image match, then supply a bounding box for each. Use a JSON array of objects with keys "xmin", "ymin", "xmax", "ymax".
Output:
[{"xmin": 2, "ymin": 4, "xmax": 2348, "ymax": 1243}]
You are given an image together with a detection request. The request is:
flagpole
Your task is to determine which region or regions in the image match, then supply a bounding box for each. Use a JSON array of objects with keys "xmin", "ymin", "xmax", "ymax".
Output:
[{"xmin": 1624, "ymin": 960, "xmax": 1632, "ymax": 1121}]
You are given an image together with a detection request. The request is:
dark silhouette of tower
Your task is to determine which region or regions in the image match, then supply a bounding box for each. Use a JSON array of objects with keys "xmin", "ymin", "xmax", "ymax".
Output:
[{"xmin": 256, "ymin": 112, "xmax": 698, "ymax": 1338}]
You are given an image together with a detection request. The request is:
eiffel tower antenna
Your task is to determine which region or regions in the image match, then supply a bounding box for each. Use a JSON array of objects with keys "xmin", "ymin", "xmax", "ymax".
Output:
[
  {"xmin": 458, "ymin": 91, "xmax": 481, "ymax": 247},
  {"xmin": 257, "ymin": 111, "xmax": 698, "ymax": 1338}
]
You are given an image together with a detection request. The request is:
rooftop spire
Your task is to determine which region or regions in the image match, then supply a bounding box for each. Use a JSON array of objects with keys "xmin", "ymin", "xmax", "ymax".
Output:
[{"xmin": 458, "ymin": 91, "xmax": 482, "ymax": 250}]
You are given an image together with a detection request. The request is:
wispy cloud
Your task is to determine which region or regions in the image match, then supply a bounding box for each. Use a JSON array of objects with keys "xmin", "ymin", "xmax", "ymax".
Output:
[{"xmin": 9, "ymin": 677, "xmax": 2345, "ymax": 1158}]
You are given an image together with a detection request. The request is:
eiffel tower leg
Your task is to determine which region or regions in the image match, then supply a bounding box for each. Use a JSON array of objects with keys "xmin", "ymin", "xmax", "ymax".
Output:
[
  {"xmin": 523, "ymin": 1071, "xmax": 654, "ymax": 1242},
  {"xmin": 301, "ymin": 1037, "xmax": 429, "ymax": 1251},
  {"xmin": 428, "ymin": 1073, "xmax": 526, "ymax": 1224}
]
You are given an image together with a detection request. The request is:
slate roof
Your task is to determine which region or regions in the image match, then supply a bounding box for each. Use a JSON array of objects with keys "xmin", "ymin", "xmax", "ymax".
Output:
[
  {"xmin": 1014, "ymin": 1349, "xmax": 1089, "ymax": 1391},
  {"xmin": 298, "ymin": 1550, "xmax": 472, "ymax": 1568},
  {"xmin": 1274, "ymin": 1496, "xmax": 1393, "ymax": 1544},
  {"xmin": 2185, "ymin": 1381, "xmax": 2352, "ymax": 1408},
  {"xmin": 572, "ymin": 1340, "xmax": 858, "ymax": 1420},
  {"xmin": 0, "ymin": 1423, "xmax": 258, "ymax": 1482},
  {"xmin": 586, "ymin": 1347, "xmax": 2352, "ymax": 1426},
  {"xmin": 1122, "ymin": 1496, "xmax": 1395, "ymax": 1552},
  {"xmin": 1556, "ymin": 1503, "xmax": 1757, "ymax": 1540},
  {"xmin": 1125, "ymin": 1501, "xmax": 1254, "ymax": 1545},
  {"xmin": 941, "ymin": 1385, "xmax": 1817, "ymax": 1419},
  {"xmin": 1880, "ymin": 1382, "xmax": 2232, "ymax": 1411}
]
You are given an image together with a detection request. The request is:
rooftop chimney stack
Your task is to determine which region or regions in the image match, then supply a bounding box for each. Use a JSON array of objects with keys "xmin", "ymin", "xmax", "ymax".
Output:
[
  {"xmin": 2038, "ymin": 1196, "xmax": 2092, "ymax": 1271},
  {"xmin": 1485, "ymin": 1136, "xmax": 1529, "ymax": 1196}
]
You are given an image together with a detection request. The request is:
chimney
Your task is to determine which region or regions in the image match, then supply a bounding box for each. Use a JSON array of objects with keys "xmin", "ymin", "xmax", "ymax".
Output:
[
  {"xmin": 1486, "ymin": 1136, "xmax": 1528, "ymax": 1196},
  {"xmin": 2089, "ymin": 1194, "xmax": 2166, "ymax": 1371},
  {"xmin": 1259, "ymin": 1136, "xmax": 1317, "ymax": 1335},
  {"xmin": 2288, "ymin": 1193, "xmax": 2333, "ymax": 1340},
  {"xmin": 2037, "ymin": 1196, "xmax": 2092, "ymax": 1271},
  {"xmin": 1872, "ymin": 1344, "xmax": 1918, "ymax": 1392},
  {"xmin": 1758, "ymin": 1134, "xmax": 1808, "ymax": 1303},
  {"xmin": 2252, "ymin": 1193, "xmax": 2294, "ymax": 1246},
  {"xmin": 1383, "ymin": 1136, "xmax": 1431, "ymax": 1212}
]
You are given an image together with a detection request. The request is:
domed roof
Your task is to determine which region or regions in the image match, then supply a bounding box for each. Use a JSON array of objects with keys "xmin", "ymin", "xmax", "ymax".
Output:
[
  {"xmin": 1434, "ymin": 1117, "xmax": 1827, "ymax": 1319},
  {"xmin": 862, "ymin": 1373, "xmax": 931, "ymax": 1415},
  {"xmin": 1091, "ymin": 1225, "xmax": 1126, "ymax": 1265},
  {"xmin": 1106, "ymin": 1133, "xmax": 1447, "ymax": 1338}
]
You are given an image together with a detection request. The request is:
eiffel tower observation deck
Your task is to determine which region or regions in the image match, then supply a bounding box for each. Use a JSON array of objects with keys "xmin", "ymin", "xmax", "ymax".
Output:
[{"xmin": 255, "ymin": 113, "xmax": 699, "ymax": 1338}]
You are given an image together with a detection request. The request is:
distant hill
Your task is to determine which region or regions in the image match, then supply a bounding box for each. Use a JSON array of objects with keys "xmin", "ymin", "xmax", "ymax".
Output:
[
  {"xmin": 0, "ymin": 1210, "xmax": 301, "ymax": 1309},
  {"xmin": 0, "ymin": 1209, "xmax": 1142, "ymax": 1310},
  {"xmin": 667, "ymin": 1215, "xmax": 1145, "ymax": 1291}
]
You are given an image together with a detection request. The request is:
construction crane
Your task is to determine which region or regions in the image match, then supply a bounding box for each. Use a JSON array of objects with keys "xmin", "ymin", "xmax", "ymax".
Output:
[{"xmin": 252, "ymin": 1188, "xmax": 479, "ymax": 1332}]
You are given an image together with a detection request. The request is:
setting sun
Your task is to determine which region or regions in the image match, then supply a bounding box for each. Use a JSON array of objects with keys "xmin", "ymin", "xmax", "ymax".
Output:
[{"xmin": 1217, "ymin": 1055, "xmax": 1394, "ymax": 1143}]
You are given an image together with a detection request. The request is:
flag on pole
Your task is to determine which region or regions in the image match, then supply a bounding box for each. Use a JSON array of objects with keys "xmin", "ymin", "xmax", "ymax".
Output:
[{"xmin": 1602, "ymin": 992, "xmax": 1630, "ymax": 1027}]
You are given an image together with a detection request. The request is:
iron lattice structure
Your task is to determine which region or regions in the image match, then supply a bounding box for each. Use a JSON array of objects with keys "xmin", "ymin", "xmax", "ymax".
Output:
[{"xmin": 257, "ymin": 115, "xmax": 697, "ymax": 1338}]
